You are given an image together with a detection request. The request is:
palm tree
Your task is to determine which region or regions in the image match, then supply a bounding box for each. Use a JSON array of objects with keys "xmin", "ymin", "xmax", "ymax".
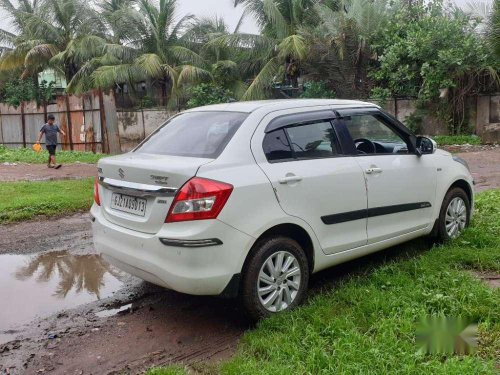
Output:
[
  {"xmin": 184, "ymin": 15, "xmax": 248, "ymax": 98},
  {"xmin": 300, "ymin": 0, "xmax": 389, "ymax": 98},
  {"xmin": 221, "ymin": 0, "xmax": 315, "ymax": 100},
  {"xmin": 0, "ymin": 0, "xmax": 41, "ymax": 77},
  {"xmin": 91, "ymin": 0, "xmax": 211, "ymax": 108},
  {"xmin": 0, "ymin": 0, "xmax": 108, "ymax": 86}
]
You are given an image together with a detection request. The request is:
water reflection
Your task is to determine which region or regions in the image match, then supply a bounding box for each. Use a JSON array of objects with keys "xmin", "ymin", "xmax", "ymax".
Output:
[
  {"xmin": 0, "ymin": 251, "xmax": 124, "ymax": 341},
  {"xmin": 15, "ymin": 251, "xmax": 122, "ymax": 299}
]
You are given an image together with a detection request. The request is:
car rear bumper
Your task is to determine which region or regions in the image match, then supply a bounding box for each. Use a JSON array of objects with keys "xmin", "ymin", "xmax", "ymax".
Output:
[{"xmin": 91, "ymin": 204, "xmax": 253, "ymax": 296}]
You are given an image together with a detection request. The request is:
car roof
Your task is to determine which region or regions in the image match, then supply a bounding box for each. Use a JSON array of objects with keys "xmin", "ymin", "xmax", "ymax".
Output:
[{"xmin": 186, "ymin": 99, "xmax": 379, "ymax": 114}]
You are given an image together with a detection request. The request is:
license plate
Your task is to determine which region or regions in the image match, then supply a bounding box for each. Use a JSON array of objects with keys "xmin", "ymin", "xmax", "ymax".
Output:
[{"xmin": 110, "ymin": 193, "xmax": 147, "ymax": 217}]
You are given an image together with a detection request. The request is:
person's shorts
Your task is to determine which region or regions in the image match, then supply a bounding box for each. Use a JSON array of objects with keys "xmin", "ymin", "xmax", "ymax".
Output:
[{"xmin": 46, "ymin": 145, "xmax": 57, "ymax": 156}]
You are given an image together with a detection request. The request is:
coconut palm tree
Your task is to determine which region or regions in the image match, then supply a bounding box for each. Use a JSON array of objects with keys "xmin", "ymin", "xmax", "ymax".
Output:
[
  {"xmin": 184, "ymin": 15, "xmax": 249, "ymax": 98},
  {"xmin": 300, "ymin": 0, "xmax": 389, "ymax": 98},
  {"xmin": 219, "ymin": 0, "xmax": 315, "ymax": 100},
  {"xmin": 0, "ymin": 0, "xmax": 108, "ymax": 85},
  {"xmin": 90, "ymin": 0, "xmax": 211, "ymax": 108},
  {"xmin": 0, "ymin": 0, "xmax": 41, "ymax": 76}
]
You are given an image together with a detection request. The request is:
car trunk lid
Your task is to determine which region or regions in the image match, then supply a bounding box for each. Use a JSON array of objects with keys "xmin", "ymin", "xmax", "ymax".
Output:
[{"xmin": 97, "ymin": 153, "xmax": 213, "ymax": 234}]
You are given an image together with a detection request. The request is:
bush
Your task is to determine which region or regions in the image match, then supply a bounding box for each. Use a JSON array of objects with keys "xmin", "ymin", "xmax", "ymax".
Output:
[
  {"xmin": 186, "ymin": 83, "xmax": 235, "ymax": 109},
  {"xmin": 300, "ymin": 81, "xmax": 336, "ymax": 99}
]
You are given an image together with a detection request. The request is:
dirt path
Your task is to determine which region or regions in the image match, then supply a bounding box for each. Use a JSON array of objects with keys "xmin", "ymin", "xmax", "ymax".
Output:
[
  {"xmin": 0, "ymin": 163, "xmax": 97, "ymax": 182},
  {"xmin": 455, "ymin": 148, "xmax": 500, "ymax": 191}
]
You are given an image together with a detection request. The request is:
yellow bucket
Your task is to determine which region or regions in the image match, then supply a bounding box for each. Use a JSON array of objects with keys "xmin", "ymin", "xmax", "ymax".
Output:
[{"xmin": 32, "ymin": 143, "xmax": 42, "ymax": 153}]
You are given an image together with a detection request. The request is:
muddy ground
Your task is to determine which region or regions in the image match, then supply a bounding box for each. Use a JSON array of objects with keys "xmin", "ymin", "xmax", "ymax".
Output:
[
  {"xmin": 0, "ymin": 147, "xmax": 499, "ymax": 375},
  {"xmin": 0, "ymin": 163, "xmax": 97, "ymax": 182}
]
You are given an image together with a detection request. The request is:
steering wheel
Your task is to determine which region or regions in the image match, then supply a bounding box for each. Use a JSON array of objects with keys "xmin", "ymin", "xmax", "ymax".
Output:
[{"xmin": 354, "ymin": 138, "xmax": 376, "ymax": 154}]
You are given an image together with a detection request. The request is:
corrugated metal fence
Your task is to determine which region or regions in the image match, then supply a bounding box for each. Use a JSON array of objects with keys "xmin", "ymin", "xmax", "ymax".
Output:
[{"xmin": 0, "ymin": 91, "xmax": 121, "ymax": 154}]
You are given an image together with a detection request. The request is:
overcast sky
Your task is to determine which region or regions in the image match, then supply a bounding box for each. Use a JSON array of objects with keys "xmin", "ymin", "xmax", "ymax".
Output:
[{"xmin": 0, "ymin": 0, "xmax": 493, "ymax": 36}]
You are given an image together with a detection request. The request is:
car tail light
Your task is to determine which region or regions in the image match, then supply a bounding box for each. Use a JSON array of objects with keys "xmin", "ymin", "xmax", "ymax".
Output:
[
  {"xmin": 94, "ymin": 177, "xmax": 101, "ymax": 206},
  {"xmin": 166, "ymin": 177, "xmax": 233, "ymax": 223}
]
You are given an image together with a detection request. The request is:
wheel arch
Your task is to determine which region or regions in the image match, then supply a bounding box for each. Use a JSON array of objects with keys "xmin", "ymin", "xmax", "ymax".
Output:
[
  {"xmin": 448, "ymin": 179, "xmax": 473, "ymax": 205},
  {"xmin": 242, "ymin": 223, "xmax": 316, "ymax": 276}
]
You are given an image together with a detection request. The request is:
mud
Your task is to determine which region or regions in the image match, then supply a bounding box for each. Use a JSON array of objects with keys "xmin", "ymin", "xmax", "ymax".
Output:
[
  {"xmin": 0, "ymin": 163, "xmax": 97, "ymax": 182},
  {"xmin": 0, "ymin": 215, "xmax": 249, "ymax": 375}
]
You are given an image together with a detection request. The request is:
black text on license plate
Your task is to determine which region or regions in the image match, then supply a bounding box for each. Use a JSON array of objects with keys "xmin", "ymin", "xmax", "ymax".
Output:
[{"xmin": 111, "ymin": 194, "xmax": 147, "ymax": 216}]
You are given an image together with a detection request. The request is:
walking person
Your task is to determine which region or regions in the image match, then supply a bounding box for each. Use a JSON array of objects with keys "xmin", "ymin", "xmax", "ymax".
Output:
[{"xmin": 36, "ymin": 114, "xmax": 66, "ymax": 169}]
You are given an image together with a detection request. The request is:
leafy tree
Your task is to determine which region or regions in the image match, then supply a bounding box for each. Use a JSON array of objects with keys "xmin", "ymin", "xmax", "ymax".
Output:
[
  {"xmin": 488, "ymin": 0, "xmax": 500, "ymax": 59},
  {"xmin": 300, "ymin": 80, "xmax": 336, "ymax": 99},
  {"xmin": 186, "ymin": 83, "xmax": 234, "ymax": 109},
  {"xmin": 370, "ymin": 1, "xmax": 499, "ymax": 133},
  {"xmin": 0, "ymin": 78, "xmax": 37, "ymax": 107}
]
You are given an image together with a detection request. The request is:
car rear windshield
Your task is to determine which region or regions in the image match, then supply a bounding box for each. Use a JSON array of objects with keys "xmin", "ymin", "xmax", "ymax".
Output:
[{"xmin": 134, "ymin": 111, "xmax": 248, "ymax": 159}]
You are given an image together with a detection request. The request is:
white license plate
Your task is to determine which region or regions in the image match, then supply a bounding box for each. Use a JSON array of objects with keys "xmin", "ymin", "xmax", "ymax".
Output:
[{"xmin": 110, "ymin": 193, "xmax": 147, "ymax": 217}]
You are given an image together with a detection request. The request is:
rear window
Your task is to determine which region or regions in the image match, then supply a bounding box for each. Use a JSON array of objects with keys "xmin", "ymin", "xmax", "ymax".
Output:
[{"xmin": 134, "ymin": 111, "xmax": 248, "ymax": 158}]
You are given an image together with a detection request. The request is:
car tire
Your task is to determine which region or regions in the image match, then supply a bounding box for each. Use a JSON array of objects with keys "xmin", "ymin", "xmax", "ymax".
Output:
[
  {"xmin": 436, "ymin": 187, "xmax": 471, "ymax": 242},
  {"xmin": 241, "ymin": 236, "xmax": 309, "ymax": 321}
]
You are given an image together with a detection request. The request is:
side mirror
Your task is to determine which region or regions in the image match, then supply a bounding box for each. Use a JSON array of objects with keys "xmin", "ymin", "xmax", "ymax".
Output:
[{"xmin": 416, "ymin": 136, "xmax": 437, "ymax": 155}]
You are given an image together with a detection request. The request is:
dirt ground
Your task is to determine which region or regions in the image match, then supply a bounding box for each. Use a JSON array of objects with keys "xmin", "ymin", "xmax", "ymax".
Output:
[
  {"xmin": 0, "ymin": 147, "xmax": 498, "ymax": 375},
  {"xmin": 454, "ymin": 148, "xmax": 500, "ymax": 191},
  {"xmin": 0, "ymin": 163, "xmax": 97, "ymax": 182}
]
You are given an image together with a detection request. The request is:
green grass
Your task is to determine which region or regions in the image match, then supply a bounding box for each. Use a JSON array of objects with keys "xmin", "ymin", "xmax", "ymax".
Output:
[
  {"xmin": 0, "ymin": 178, "xmax": 94, "ymax": 223},
  {"xmin": 433, "ymin": 135, "xmax": 482, "ymax": 146},
  {"xmin": 0, "ymin": 145, "xmax": 104, "ymax": 164},
  {"xmin": 150, "ymin": 190, "xmax": 500, "ymax": 375}
]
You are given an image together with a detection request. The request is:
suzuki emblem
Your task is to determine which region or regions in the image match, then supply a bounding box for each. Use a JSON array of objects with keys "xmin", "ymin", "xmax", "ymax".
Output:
[{"xmin": 118, "ymin": 168, "xmax": 125, "ymax": 179}]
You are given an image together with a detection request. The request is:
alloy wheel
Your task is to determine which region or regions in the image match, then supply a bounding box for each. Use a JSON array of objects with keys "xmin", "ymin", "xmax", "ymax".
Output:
[
  {"xmin": 445, "ymin": 197, "xmax": 467, "ymax": 239},
  {"xmin": 257, "ymin": 251, "xmax": 301, "ymax": 312}
]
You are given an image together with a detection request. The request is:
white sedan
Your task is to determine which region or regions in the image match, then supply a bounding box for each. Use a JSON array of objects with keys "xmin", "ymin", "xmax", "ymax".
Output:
[{"xmin": 91, "ymin": 99, "xmax": 474, "ymax": 320}]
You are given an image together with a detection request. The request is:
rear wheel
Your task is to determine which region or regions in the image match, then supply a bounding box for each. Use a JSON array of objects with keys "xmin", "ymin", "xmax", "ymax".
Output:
[
  {"xmin": 436, "ymin": 188, "xmax": 471, "ymax": 242},
  {"xmin": 241, "ymin": 236, "xmax": 309, "ymax": 321}
]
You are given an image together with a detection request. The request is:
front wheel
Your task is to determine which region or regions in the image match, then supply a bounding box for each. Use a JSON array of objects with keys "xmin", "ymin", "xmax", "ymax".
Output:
[
  {"xmin": 436, "ymin": 187, "xmax": 471, "ymax": 242},
  {"xmin": 241, "ymin": 236, "xmax": 309, "ymax": 321}
]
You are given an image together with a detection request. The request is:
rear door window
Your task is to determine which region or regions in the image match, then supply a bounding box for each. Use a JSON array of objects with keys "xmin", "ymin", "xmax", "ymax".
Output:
[
  {"xmin": 263, "ymin": 129, "xmax": 293, "ymax": 162},
  {"xmin": 135, "ymin": 111, "xmax": 248, "ymax": 158},
  {"xmin": 286, "ymin": 121, "xmax": 339, "ymax": 159}
]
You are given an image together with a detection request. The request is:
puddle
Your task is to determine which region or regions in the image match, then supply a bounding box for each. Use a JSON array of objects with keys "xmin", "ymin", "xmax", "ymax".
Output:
[{"xmin": 0, "ymin": 251, "xmax": 124, "ymax": 343}]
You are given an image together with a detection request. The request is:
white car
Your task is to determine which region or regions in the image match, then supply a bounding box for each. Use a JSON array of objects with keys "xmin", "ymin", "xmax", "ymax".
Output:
[{"xmin": 92, "ymin": 99, "xmax": 474, "ymax": 320}]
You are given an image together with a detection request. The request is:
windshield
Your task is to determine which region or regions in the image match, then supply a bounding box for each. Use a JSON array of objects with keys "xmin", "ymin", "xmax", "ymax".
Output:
[{"xmin": 134, "ymin": 111, "xmax": 248, "ymax": 159}]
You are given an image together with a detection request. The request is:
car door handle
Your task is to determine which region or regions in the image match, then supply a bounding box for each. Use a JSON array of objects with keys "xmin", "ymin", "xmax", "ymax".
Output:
[
  {"xmin": 365, "ymin": 167, "xmax": 383, "ymax": 174},
  {"xmin": 279, "ymin": 176, "xmax": 303, "ymax": 184}
]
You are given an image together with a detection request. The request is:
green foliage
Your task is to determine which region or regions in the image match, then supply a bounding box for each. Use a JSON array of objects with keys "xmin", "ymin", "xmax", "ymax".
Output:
[
  {"xmin": 186, "ymin": 83, "xmax": 234, "ymax": 109},
  {"xmin": 370, "ymin": 1, "xmax": 499, "ymax": 134},
  {"xmin": 300, "ymin": 81, "xmax": 336, "ymax": 99},
  {"xmin": 0, "ymin": 178, "xmax": 94, "ymax": 223},
  {"xmin": 146, "ymin": 366, "xmax": 187, "ymax": 375},
  {"xmin": 0, "ymin": 145, "xmax": 103, "ymax": 164},
  {"xmin": 433, "ymin": 135, "xmax": 482, "ymax": 146},
  {"xmin": 139, "ymin": 95, "xmax": 156, "ymax": 109},
  {"xmin": 0, "ymin": 79, "xmax": 38, "ymax": 107}
]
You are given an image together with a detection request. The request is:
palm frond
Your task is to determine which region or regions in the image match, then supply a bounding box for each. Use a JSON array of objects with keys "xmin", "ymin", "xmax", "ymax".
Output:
[
  {"xmin": 242, "ymin": 57, "xmax": 280, "ymax": 100},
  {"xmin": 177, "ymin": 65, "xmax": 212, "ymax": 85},
  {"xmin": 134, "ymin": 53, "xmax": 164, "ymax": 78},
  {"xmin": 278, "ymin": 34, "xmax": 307, "ymax": 60}
]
